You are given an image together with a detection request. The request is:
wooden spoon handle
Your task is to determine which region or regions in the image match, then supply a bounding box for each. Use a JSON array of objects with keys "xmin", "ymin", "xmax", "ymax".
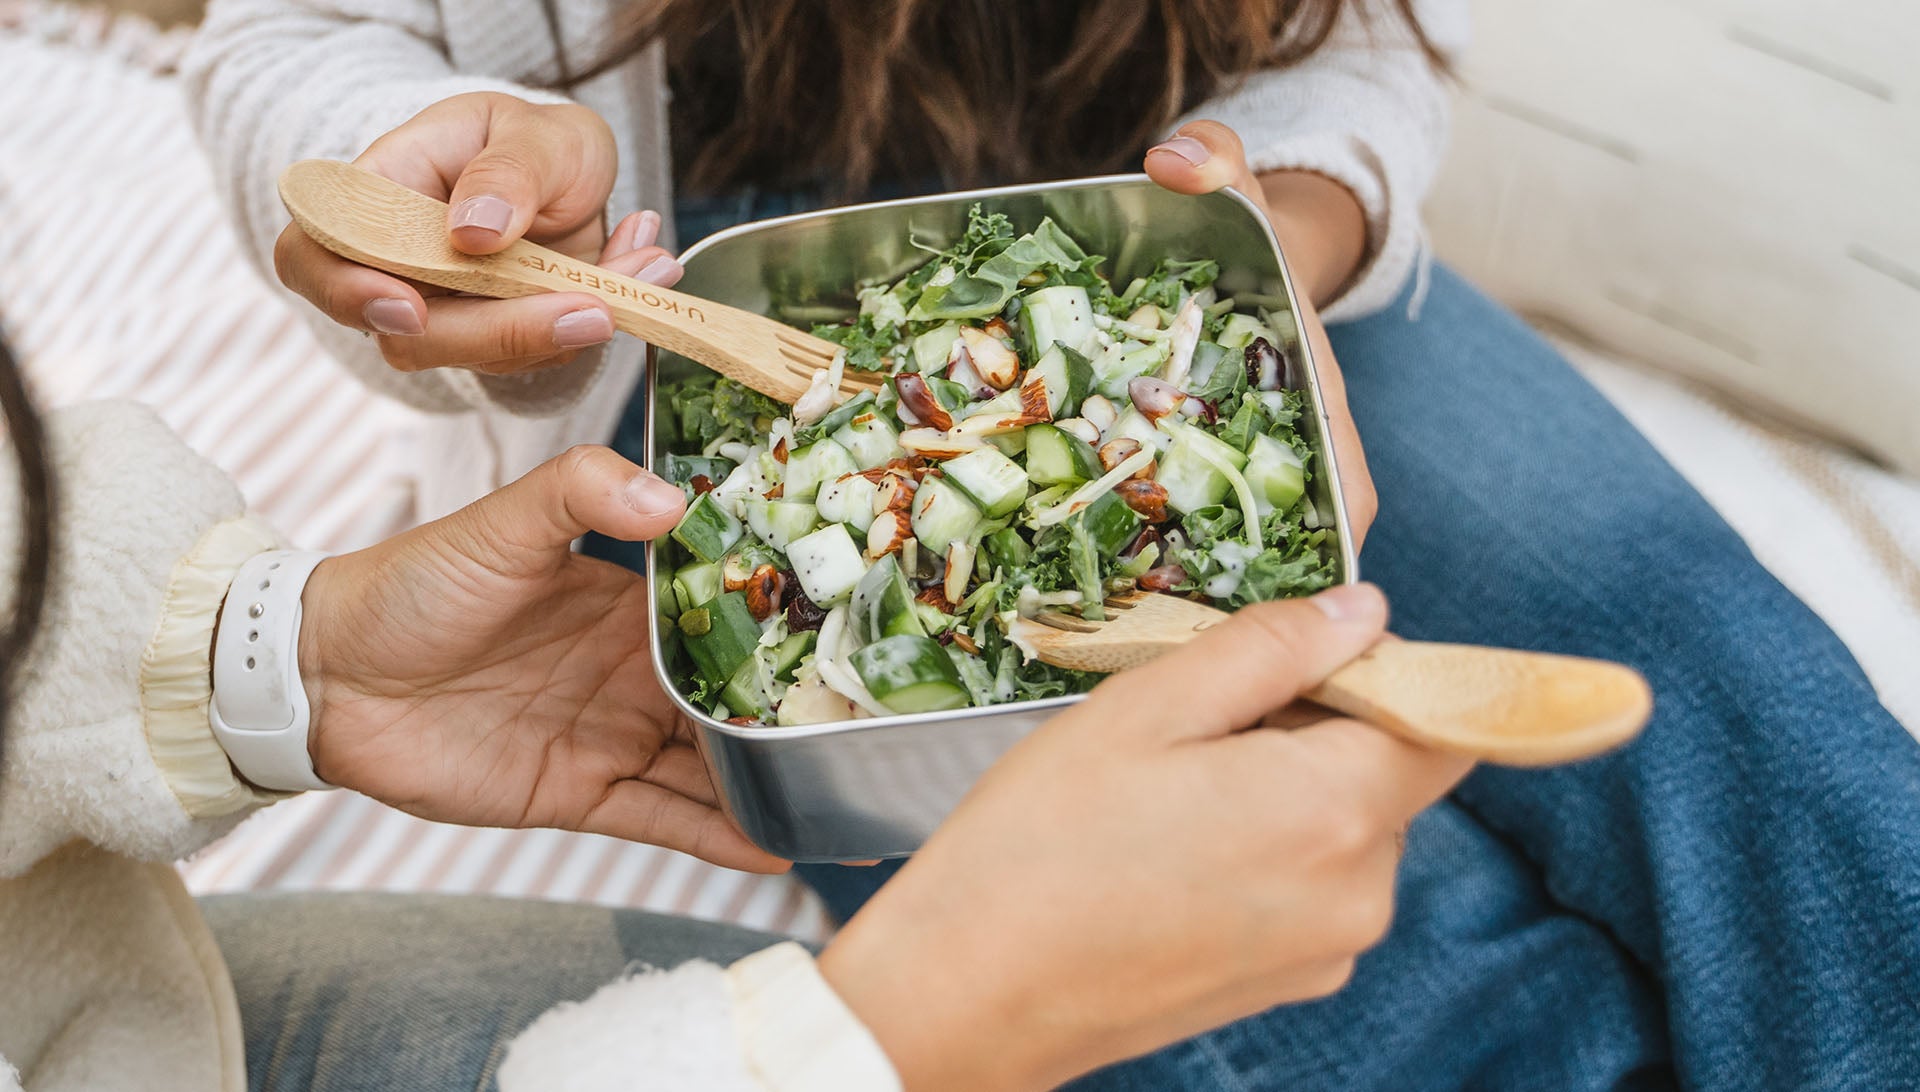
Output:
[
  {"xmin": 1306, "ymin": 640, "xmax": 1652, "ymax": 766},
  {"xmin": 277, "ymin": 159, "xmax": 817, "ymax": 402}
]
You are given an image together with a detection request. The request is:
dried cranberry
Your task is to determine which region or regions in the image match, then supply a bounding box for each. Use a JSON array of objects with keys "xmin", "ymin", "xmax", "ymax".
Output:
[
  {"xmin": 785, "ymin": 589, "xmax": 827, "ymax": 632},
  {"xmin": 688, "ymin": 474, "xmax": 716, "ymax": 495}
]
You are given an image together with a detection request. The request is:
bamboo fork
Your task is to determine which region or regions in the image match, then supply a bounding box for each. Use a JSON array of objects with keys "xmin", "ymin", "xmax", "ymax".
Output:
[
  {"xmin": 277, "ymin": 159, "xmax": 884, "ymax": 405},
  {"xmin": 1017, "ymin": 592, "xmax": 1652, "ymax": 766}
]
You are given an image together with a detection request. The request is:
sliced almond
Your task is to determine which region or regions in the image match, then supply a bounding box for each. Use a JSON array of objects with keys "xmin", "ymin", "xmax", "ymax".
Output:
[
  {"xmin": 959, "ymin": 326, "xmax": 1020, "ymax": 390},
  {"xmin": 866, "ymin": 510, "xmax": 910, "ymax": 559},
  {"xmin": 894, "ymin": 373, "xmax": 953, "ymax": 431},
  {"xmin": 1018, "ymin": 371, "xmax": 1053, "ymax": 422},
  {"xmin": 944, "ymin": 541, "xmax": 975, "ymax": 606},
  {"xmin": 900, "ymin": 427, "xmax": 986, "ymax": 458},
  {"xmin": 1056, "ymin": 417, "xmax": 1100, "ymax": 445},
  {"xmin": 1080, "ymin": 394, "xmax": 1118, "ymax": 434}
]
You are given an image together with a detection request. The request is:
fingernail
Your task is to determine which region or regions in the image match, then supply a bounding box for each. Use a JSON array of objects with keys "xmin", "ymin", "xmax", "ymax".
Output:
[
  {"xmin": 1148, "ymin": 136, "xmax": 1211, "ymax": 167},
  {"xmin": 624, "ymin": 468, "xmax": 685, "ymax": 517},
  {"xmin": 450, "ymin": 194, "xmax": 514, "ymax": 237},
  {"xmin": 636, "ymin": 255, "xmax": 682, "ymax": 285},
  {"xmin": 1312, "ymin": 582, "xmax": 1385, "ymax": 623},
  {"xmin": 633, "ymin": 210, "xmax": 661, "ymax": 252},
  {"xmin": 553, "ymin": 308, "xmax": 614, "ymax": 349},
  {"xmin": 363, "ymin": 297, "xmax": 423, "ymax": 336}
]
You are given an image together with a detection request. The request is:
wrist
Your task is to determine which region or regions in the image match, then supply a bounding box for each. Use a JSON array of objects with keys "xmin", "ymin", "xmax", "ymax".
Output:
[
  {"xmin": 1255, "ymin": 170, "xmax": 1369, "ymax": 309},
  {"xmin": 296, "ymin": 557, "xmax": 338, "ymax": 781},
  {"xmin": 818, "ymin": 904, "xmax": 1069, "ymax": 1092}
]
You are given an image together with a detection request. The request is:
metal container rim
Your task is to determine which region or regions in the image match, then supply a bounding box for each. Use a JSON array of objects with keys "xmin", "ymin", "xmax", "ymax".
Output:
[{"xmin": 644, "ymin": 173, "xmax": 1356, "ymax": 743}]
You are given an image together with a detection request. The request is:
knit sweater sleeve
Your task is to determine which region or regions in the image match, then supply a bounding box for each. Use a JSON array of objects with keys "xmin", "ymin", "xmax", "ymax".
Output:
[
  {"xmin": 0, "ymin": 402, "xmax": 292, "ymax": 878},
  {"xmin": 500, "ymin": 943, "xmax": 901, "ymax": 1092},
  {"xmin": 180, "ymin": 0, "xmax": 603, "ymax": 418},
  {"xmin": 1184, "ymin": 0, "xmax": 1470, "ymax": 321}
]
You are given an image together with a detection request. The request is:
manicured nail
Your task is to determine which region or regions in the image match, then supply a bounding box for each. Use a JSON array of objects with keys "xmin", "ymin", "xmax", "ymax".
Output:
[
  {"xmin": 636, "ymin": 255, "xmax": 682, "ymax": 285},
  {"xmin": 633, "ymin": 210, "xmax": 661, "ymax": 252},
  {"xmin": 450, "ymin": 194, "xmax": 515, "ymax": 237},
  {"xmin": 1312, "ymin": 582, "xmax": 1384, "ymax": 623},
  {"xmin": 624, "ymin": 468, "xmax": 685, "ymax": 517},
  {"xmin": 553, "ymin": 308, "xmax": 614, "ymax": 349},
  {"xmin": 363, "ymin": 297, "xmax": 423, "ymax": 336},
  {"xmin": 1148, "ymin": 136, "xmax": 1211, "ymax": 167}
]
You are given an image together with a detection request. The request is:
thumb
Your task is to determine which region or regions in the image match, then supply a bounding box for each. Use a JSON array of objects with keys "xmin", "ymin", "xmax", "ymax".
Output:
[
  {"xmin": 1144, "ymin": 119, "xmax": 1262, "ymax": 200},
  {"xmin": 446, "ymin": 104, "xmax": 617, "ymax": 255},
  {"xmin": 454, "ymin": 446, "xmax": 687, "ymax": 569},
  {"xmin": 1095, "ymin": 583, "xmax": 1391, "ymax": 742}
]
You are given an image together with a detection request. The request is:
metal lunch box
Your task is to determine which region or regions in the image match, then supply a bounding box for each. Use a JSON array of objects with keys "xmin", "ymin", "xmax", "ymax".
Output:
[{"xmin": 645, "ymin": 175, "xmax": 1358, "ymax": 861}]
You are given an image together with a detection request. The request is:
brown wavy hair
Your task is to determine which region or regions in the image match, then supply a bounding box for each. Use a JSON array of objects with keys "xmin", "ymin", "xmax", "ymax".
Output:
[
  {"xmin": 556, "ymin": 0, "xmax": 1441, "ymax": 195},
  {"xmin": 0, "ymin": 327, "xmax": 57, "ymax": 767}
]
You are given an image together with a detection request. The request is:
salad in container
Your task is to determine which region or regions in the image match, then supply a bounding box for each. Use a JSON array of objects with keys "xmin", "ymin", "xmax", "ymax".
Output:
[{"xmin": 656, "ymin": 204, "xmax": 1343, "ymax": 729}]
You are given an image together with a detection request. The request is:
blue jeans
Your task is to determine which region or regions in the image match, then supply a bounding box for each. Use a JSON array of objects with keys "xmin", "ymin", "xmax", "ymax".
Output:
[
  {"xmin": 601, "ymin": 202, "xmax": 1920, "ymax": 1088},
  {"xmin": 787, "ymin": 269, "xmax": 1920, "ymax": 1089}
]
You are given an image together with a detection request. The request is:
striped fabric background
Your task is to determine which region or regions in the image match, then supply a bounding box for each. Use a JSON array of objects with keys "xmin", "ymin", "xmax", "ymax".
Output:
[
  {"xmin": 0, "ymin": 1, "xmax": 831, "ymax": 944},
  {"xmin": 179, "ymin": 791, "xmax": 831, "ymax": 940}
]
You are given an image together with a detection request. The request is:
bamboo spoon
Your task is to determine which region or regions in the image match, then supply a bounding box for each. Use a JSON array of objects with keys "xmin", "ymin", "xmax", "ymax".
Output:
[
  {"xmin": 277, "ymin": 159, "xmax": 883, "ymax": 405},
  {"xmin": 1017, "ymin": 592, "xmax": 1652, "ymax": 766}
]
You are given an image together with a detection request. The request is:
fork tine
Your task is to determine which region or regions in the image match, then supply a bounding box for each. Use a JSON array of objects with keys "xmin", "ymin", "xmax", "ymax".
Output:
[{"xmin": 1033, "ymin": 610, "xmax": 1100, "ymax": 633}]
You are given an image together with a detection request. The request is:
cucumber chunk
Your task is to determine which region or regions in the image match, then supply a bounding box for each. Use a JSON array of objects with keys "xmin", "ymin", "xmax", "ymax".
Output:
[
  {"xmin": 741, "ymin": 497, "xmax": 819, "ymax": 551},
  {"xmin": 661, "ymin": 454, "xmax": 734, "ymax": 499},
  {"xmin": 1076, "ymin": 489, "xmax": 1144, "ymax": 557},
  {"xmin": 671, "ymin": 560, "xmax": 724, "ymax": 612},
  {"xmin": 816, "ymin": 473, "xmax": 879, "ymax": 533},
  {"xmin": 1217, "ymin": 312, "xmax": 1278, "ymax": 351},
  {"xmin": 771, "ymin": 631, "xmax": 818, "ymax": 683},
  {"xmin": 850, "ymin": 635, "xmax": 972, "ymax": 713},
  {"xmin": 1030, "ymin": 344, "xmax": 1095, "ymax": 418},
  {"xmin": 786, "ymin": 524, "xmax": 867, "ymax": 606},
  {"xmin": 1024, "ymin": 285, "xmax": 1097, "ymax": 358},
  {"xmin": 850, "ymin": 554, "xmax": 926, "ymax": 645},
  {"xmin": 1245, "ymin": 433, "xmax": 1306, "ymax": 511},
  {"xmin": 1093, "ymin": 340, "xmax": 1170, "ymax": 400},
  {"xmin": 832, "ymin": 414, "xmax": 905, "ymax": 469},
  {"xmin": 720, "ymin": 652, "xmax": 777, "ymax": 718},
  {"xmin": 910, "ymin": 477, "xmax": 983, "ymax": 555},
  {"xmin": 911, "ymin": 322, "xmax": 962, "ymax": 374},
  {"xmin": 1024, "ymin": 423, "xmax": 1104, "ymax": 486},
  {"xmin": 671, "ymin": 492, "xmax": 743, "ymax": 563},
  {"xmin": 683, "ymin": 591, "xmax": 762, "ymax": 687},
  {"xmin": 942, "ymin": 447, "xmax": 1030, "ymax": 518},
  {"xmin": 784, "ymin": 439, "xmax": 858, "ymax": 502},
  {"xmin": 1157, "ymin": 419, "xmax": 1251, "ymax": 516}
]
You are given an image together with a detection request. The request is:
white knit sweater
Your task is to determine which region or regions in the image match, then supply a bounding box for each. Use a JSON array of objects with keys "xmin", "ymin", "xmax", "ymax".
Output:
[
  {"xmin": 181, "ymin": 0, "xmax": 1468, "ymax": 513},
  {"xmin": 0, "ymin": 403, "xmax": 895, "ymax": 1092}
]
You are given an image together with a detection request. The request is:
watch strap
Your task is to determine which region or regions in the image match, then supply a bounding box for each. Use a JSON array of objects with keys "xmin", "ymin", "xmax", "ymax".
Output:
[{"xmin": 210, "ymin": 549, "xmax": 333, "ymax": 792}]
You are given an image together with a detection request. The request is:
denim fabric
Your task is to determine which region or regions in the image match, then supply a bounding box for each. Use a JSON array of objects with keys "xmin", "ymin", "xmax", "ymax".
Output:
[
  {"xmin": 202, "ymin": 893, "xmax": 783, "ymax": 1091},
  {"xmin": 592, "ymin": 192, "xmax": 1920, "ymax": 1089},
  {"xmin": 788, "ymin": 266, "xmax": 1920, "ymax": 1090}
]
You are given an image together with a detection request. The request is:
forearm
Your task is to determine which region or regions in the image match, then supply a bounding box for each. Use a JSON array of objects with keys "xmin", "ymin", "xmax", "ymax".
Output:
[
  {"xmin": 1257, "ymin": 169, "xmax": 1371, "ymax": 309},
  {"xmin": 0, "ymin": 403, "xmax": 285, "ymax": 876}
]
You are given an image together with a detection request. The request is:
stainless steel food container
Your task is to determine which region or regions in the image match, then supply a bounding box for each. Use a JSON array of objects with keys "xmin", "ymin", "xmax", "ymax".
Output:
[{"xmin": 646, "ymin": 175, "xmax": 1358, "ymax": 861}]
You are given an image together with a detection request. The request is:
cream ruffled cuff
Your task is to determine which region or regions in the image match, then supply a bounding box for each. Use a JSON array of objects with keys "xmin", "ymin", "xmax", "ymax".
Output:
[
  {"xmin": 727, "ymin": 943, "xmax": 902, "ymax": 1092},
  {"xmin": 140, "ymin": 515, "xmax": 296, "ymax": 818}
]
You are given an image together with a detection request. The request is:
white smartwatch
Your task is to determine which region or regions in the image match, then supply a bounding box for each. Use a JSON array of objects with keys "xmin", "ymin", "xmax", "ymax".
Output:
[{"xmin": 210, "ymin": 550, "xmax": 335, "ymax": 792}]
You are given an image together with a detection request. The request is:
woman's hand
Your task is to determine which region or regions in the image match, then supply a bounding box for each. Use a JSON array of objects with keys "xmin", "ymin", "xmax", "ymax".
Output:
[
  {"xmin": 820, "ymin": 584, "xmax": 1471, "ymax": 1090},
  {"xmin": 294, "ymin": 445, "xmax": 784, "ymax": 873},
  {"xmin": 1143, "ymin": 121, "xmax": 1379, "ymax": 545},
  {"xmin": 274, "ymin": 91, "xmax": 684, "ymax": 375}
]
